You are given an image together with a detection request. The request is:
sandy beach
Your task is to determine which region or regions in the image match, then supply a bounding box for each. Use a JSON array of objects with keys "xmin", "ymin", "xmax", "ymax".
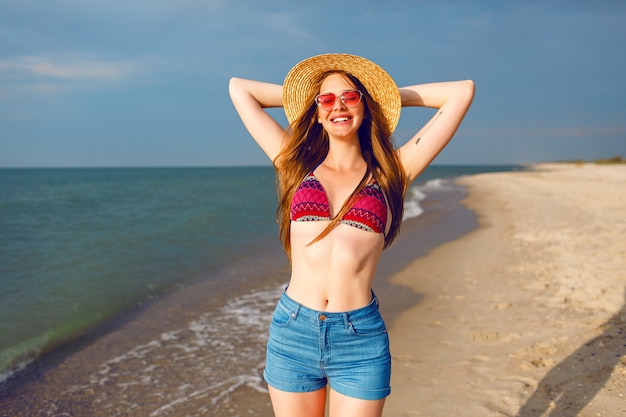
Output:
[
  {"xmin": 385, "ymin": 163, "xmax": 626, "ymax": 417},
  {"xmin": 1, "ymin": 163, "xmax": 624, "ymax": 416}
]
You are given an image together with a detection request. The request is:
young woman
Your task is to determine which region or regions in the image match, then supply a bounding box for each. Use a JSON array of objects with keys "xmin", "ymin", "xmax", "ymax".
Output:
[{"xmin": 229, "ymin": 53, "xmax": 474, "ymax": 417}]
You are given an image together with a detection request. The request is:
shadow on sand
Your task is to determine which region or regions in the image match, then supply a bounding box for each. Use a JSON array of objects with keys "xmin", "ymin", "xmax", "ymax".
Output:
[{"xmin": 516, "ymin": 287, "xmax": 626, "ymax": 417}]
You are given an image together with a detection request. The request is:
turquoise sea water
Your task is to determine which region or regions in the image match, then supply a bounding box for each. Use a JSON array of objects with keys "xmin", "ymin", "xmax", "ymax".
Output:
[{"xmin": 0, "ymin": 165, "xmax": 521, "ymax": 386}]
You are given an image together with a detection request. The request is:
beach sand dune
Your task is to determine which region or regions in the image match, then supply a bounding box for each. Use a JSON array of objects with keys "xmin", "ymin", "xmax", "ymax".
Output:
[{"xmin": 385, "ymin": 163, "xmax": 626, "ymax": 417}]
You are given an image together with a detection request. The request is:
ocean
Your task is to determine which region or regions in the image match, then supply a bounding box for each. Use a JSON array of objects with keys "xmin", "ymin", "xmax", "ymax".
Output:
[{"xmin": 0, "ymin": 164, "xmax": 522, "ymax": 416}]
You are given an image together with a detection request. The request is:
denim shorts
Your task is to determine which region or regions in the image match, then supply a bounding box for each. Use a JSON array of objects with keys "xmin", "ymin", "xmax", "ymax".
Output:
[{"xmin": 263, "ymin": 290, "xmax": 391, "ymax": 400}]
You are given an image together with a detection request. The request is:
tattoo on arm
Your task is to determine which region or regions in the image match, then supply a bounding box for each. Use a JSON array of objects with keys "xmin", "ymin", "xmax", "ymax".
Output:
[{"xmin": 415, "ymin": 110, "xmax": 443, "ymax": 145}]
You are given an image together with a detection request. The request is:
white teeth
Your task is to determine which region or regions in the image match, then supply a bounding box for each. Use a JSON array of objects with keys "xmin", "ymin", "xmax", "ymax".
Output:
[{"xmin": 333, "ymin": 117, "xmax": 349, "ymax": 122}]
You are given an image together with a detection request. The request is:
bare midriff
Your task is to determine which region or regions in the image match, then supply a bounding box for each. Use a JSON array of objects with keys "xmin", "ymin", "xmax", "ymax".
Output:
[{"xmin": 286, "ymin": 221, "xmax": 385, "ymax": 312}]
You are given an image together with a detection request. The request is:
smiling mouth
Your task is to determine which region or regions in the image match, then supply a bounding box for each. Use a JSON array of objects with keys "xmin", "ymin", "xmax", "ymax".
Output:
[{"xmin": 332, "ymin": 117, "xmax": 350, "ymax": 122}]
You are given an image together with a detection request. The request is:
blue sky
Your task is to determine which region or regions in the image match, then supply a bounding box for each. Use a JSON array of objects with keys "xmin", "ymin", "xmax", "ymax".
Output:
[{"xmin": 1, "ymin": 0, "xmax": 625, "ymax": 167}]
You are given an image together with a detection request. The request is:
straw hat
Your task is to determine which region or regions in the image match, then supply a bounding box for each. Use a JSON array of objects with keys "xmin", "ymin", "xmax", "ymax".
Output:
[{"xmin": 283, "ymin": 53, "xmax": 401, "ymax": 137}]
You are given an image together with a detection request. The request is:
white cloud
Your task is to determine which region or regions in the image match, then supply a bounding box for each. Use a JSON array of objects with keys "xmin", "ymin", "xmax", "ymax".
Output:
[{"xmin": 0, "ymin": 55, "xmax": 142, "ymax": 81}]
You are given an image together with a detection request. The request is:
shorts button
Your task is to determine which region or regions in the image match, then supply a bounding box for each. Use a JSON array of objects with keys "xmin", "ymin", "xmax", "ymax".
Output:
[{"xmin": 319, "ymin": 314, "xmax": 326, "ymax": 321}]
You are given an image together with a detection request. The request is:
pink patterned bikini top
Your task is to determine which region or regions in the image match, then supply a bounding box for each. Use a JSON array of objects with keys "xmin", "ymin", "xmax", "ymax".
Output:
[{"xmin": 290, "ymin": 172, "xmax": 388, "ymax": 234}]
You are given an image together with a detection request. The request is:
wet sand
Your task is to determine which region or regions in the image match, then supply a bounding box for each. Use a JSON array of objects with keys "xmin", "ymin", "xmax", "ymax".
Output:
[
  {"xmin": 0, "ymin": 182, "xmax": 466, "ymax": 416},
  {"xmin": 385, "ymin": 163, "xmax": 626, "ymax": 417},
  {"xmin": 0, "ymin": 165, "xmax": 481, "ymax": 417}
]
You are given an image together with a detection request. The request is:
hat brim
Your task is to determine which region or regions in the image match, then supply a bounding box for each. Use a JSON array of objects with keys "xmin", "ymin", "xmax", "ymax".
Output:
[{"xmin": 283, "ymin": 53, "xmax": 401, "ymax": 137}]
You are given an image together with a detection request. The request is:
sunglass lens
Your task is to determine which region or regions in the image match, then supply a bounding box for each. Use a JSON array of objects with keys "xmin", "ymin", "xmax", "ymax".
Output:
[
  {"xmin": 315, "ymin": 91, "xmax": 361, "ymax": 110},
  {"xmin": 316, "ymin": 93, "xmax": 336, "ymax": 111},
  {"xmin": 342, "ymin": 91, "xmax": 361, "ymax": 107}
]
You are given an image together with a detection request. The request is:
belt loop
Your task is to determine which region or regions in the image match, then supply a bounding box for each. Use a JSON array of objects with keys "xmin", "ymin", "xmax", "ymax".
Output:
[
  {"xmin": 342, "ymin": 312, "xmax": 350, "ymax": 328},
  {"xmin": 372, "ymin": 290, "xmax": 379, "ymax": 307},
  {"xmin": 292, "ymin": 303, "xmax": 301, "ymax": 321}
]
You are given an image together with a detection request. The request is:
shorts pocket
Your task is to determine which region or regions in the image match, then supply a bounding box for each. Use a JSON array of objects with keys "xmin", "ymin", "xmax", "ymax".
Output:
[
  {"xmin": 270, "ymin": 303, "xmax": 296, "ymax": 328},
  {"xmin": 348, "ymin": 312, "xmax": 387, "ymax": 337}
]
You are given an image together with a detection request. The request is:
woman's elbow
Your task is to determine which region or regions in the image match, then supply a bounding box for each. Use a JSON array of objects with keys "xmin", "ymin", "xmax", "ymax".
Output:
[
  {"xmin": 228, "ymin": 77, "xmax": 250, "ymax": 102},
  {"xmin": 460, "ymin": 79, "xmax": 476, "ymax": 101},
  {"xmin": 228, "ymin": 77, "xmax": 242, "ymax": 93}
]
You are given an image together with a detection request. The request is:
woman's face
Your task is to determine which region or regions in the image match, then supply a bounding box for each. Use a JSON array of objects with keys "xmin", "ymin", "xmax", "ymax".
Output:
[{"xmin": 316, "ymin": 73, "xmax": 365, "ymax": 141}]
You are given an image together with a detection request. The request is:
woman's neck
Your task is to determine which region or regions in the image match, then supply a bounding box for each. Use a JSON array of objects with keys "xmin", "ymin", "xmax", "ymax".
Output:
[{"xmin": 324, "ymin": 139, "xmax": 365, "ymax": 172}]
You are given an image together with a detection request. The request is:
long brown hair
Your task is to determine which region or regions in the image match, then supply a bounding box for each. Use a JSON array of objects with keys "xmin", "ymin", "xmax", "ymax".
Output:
[{"xmin": 274, "ymin": 71, "xmax": 406, "ymax": 259}]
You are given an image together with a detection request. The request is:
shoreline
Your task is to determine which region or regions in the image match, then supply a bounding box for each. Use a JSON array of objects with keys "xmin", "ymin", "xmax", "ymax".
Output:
[
  {"xmin": 384, "ymin": 163, "xmax": 626, "ymax": 417},
  {"xmin": 8, "ymin": 163, "xmax": 620, "ymax": 416},
  {"xmin": 0, "ymin": 171, "xmax": 480, "ymax": 416},
  {"xmin": 376, "ymin": 178, "xmax": 478, "ymax": 326},
  {"xmin": 0, "ymin": 164, "xmax": 518, "ymax": 390}
]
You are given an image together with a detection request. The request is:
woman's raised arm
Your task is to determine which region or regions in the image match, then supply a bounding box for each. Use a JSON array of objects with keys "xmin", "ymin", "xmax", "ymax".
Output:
[
  {"xmin": 228, "ymin": 77, "xmax": 287, "ymax": 162},
  {"xmin": 397, "ymin": 80, "xmax": 475, "ymax": 183}
]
